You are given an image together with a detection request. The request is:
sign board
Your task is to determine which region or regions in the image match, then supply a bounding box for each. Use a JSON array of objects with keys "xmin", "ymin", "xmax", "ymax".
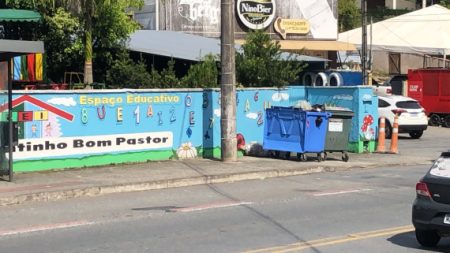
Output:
[
  {"xmin": 157, "ymin": 0, "xmax": 338, "ymax": 40},
  {"xmin": 236, "ymin": 0, "xmax": 276, "ymax": 30},
  {"xmin": 274, "ymin": 18, "xmax": 310, "ymax": 39}
]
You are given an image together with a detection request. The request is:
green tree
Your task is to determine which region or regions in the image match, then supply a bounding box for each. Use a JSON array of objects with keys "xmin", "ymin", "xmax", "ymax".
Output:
[
  {"xmin": 181, "ymin": 54, "xmax": 219, "ymax": 88},
  {"xmin": 438, "ymin": 0, "xmax": 450, "ymax": 8},
  {"xmin": 44, "ymin": 8, "xmax": 84, "ymax": 82},
  {"xmin": 60, "ymin": 0, "xmax": 143, "ymax": 84},
  {"xmin": 338, "ymin": 0, "xmax": 360, "ymax": 32},
  {"xmin": 236, "ymin": 30, "xmax": 304, "ymax": 88},
  {"xmin": 106, "ymin": 51, "xmax": 150, "ymax": 88},
  {"xmin": 412, "ymin": 0, "xmax": 450, "ymax": 8},
  {"xmin": 158, "ymin": 59, "xmax": 180, "ymax": 88},
  {"xmin": 6, "ymin": 0, "xmax": 143, "ymax": 84},
  {"xmin": 147, "ymin": 66, "xmax": 162, "ymax": 88}
]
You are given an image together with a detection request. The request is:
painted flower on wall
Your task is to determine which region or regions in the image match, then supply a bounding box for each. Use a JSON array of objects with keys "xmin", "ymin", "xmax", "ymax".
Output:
[
  {"xmin": 176, "ymin": 142, "xmax": 198, "ymax": 159},
  {"xmin": 361, "ymin": 114, "xmax": 375, "ymax": 141}
]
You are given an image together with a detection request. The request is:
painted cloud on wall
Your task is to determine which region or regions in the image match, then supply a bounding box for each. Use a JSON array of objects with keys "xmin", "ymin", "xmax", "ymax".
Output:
[
  {"xmin": 214, "ymin": 108, "xmax": 221, "ymax": 117},
  {"xmin": 47, "ymin": 97, "xmax": 77, "ymax": 106},
  {"xmin": 271, "ymin": 92, "xmax": 289, "ymax": 102},
  {"xmin": 246, "ymin": 112, "xmax": 258, "ymax": 119}
]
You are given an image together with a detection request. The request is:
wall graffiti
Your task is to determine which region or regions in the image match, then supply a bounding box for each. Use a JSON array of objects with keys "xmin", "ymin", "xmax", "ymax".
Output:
[{"xmin": 3, "ymin": 86, "xmax": 377, "ymax": 172}]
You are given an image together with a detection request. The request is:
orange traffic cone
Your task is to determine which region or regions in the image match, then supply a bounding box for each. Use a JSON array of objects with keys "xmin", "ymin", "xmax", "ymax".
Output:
[
  {"xmin": 390, "ymin": 115, "xmax": 399, "ymax": 154},
  {"xmin": 376, "ymin": 117, "xmax": 386, "ymax": 153}
]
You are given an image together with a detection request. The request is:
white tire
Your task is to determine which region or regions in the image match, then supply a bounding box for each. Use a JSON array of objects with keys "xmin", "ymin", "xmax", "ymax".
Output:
[
  {"xmin": 302, "ymin": 72, "xmax": 316, "ymax": 86},
  {"xmin": 314, "ymin": 72, "xmax": 328, "ymax": 86},
  {"xmin": 328, "ymin": 72, "xmax": 343, "ymax": 87}
]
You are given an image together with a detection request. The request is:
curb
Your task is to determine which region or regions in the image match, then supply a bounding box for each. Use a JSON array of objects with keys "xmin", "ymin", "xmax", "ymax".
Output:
[
  {"xmin": 0, "ymin": 160, "xmax": 431, "ymax": 207},
  {"xmin": 0, "ymin": 165, "xmax": 346, "ymax": 207}
]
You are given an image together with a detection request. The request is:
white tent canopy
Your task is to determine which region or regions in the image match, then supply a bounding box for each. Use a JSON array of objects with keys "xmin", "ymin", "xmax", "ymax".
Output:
[{"xmin": 338, "ymin": 4, "xmax": 450, "ymax": 56}]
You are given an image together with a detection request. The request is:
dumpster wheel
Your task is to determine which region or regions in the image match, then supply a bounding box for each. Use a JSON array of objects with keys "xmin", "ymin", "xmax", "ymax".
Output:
[
  {"xmin": 342, "ymin": 152, "xmax": 349, "ymax": 162},
  {"xmin": 284, "ymin": 152, "xmax": 291, "ymax": 160},
  {"xmin": 297, "ymin": 153, "xmax": 307, "ymax": 162},
  {"xmin": 274, "ymin": 151, "xmax": 280, "ymax": 158},
  {"xmin": 317, "ymin": 152, "xmax": 325, "ymax": 162}
]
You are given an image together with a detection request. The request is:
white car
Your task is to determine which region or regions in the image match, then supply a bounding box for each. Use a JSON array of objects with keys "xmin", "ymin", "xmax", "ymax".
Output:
[
  {"xmin": 378, "ymin": 95, "xmax": 428, "ymax": 139},
  {"xmin": 372, "ymin": 84, "xmax": 392, "ymax": 96}
]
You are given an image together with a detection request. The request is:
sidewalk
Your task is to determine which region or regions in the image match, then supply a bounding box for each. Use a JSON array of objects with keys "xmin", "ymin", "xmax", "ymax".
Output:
[{"xmin": 0, "ymin": 151, "xmax": 434, "ymax": 207}]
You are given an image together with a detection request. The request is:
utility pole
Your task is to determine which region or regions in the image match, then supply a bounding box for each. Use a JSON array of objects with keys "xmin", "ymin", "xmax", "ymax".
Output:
[
  {"xmin": 220, "ymin": 0, "xmax": 237, "ymax": 162},
  {"xmin": 361, "ymin": 0, "xmax": 367, "ymax": 85},
  {"xmin": 7, "ymin": 56, "xmax": 13, "ymax": 182}
]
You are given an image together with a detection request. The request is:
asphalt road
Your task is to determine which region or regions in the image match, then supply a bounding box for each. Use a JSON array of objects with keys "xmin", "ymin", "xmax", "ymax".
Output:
[
  {"xmin": 1, "ymin": 163, "xmax": 449, "ymax": 253},
  {"xmin": 394, "ymin": 126, "xmax": 450, "ymax": 157},
  {"xmin": 0, "ymin": 126, "xmax": 448, "ymax": 252}
]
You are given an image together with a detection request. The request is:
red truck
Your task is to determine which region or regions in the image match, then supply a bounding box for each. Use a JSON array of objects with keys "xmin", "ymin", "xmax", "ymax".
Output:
[{"xmin": 407, "ymin": 69, "xmax": 450, "ymax": 127}]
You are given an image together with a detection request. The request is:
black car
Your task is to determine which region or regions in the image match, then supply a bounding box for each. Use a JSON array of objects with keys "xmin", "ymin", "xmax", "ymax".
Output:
[{"xmin": 412, "ymin": 151, "xmax": 450, "ymax": 247}]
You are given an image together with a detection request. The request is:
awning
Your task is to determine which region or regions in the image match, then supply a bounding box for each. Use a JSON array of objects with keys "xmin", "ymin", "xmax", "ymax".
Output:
[
  {"xmin": 128, "ymin": 30, "xmax": 330, "ymax": 62},
  {"xmin": 338, "ymin": 5, "xmax": 450, "ymax": 56},
  {"xmin": 235, "ymin": 39, "xmax": 356, "ymax": 52},
  {"xmin": 0, "ymin": 39, "xmax": 44, "ymax": 61},
  {"xmin": 276, "ymin": 40, "xmax": 356, "ymax": 52},
  {"xmin": 0, "ymin": 9, "xmax": 42, "ymax": 22}
]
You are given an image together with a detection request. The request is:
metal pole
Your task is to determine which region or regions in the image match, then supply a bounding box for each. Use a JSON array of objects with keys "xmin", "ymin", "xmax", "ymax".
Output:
[
  {"xmin": 361, "ymin": 0, "xmax": 367, "ymax": 85},
  {"xmin": 443, "ymin": 52, "xmax": 447, "ymax": 69},
  {"xmin": 369, "ymin": 16, "xmax": 373, "ymax": 71},
  {"xmin": 220, "ymin": 0, "xmax": 237, "ymax": 162},
  {"xmin": 155, "ymin": 0, "xmax": 159, "ymax": 30},
  {"xmin": 7, "ymin": 58, "xmax": 13, "ymax": 182},
  {"xmin": 422, "ymin": 0, "xmax": 426, "ymax": 8}
]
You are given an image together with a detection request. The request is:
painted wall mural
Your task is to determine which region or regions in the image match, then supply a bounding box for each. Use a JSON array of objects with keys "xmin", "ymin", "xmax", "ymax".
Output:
[
  {"xmin": 306, "ymin": 87, "xmax": 378, "ymax": 152},
  {"xmin": 1, "ymin": 86, "xmax": 377, "ymax": 172}
]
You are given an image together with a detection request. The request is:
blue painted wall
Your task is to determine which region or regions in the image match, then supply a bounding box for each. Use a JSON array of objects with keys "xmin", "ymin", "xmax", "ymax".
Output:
[{"xmin": 5, "ymin": 86, "xmax": 377, "ymax": 169}]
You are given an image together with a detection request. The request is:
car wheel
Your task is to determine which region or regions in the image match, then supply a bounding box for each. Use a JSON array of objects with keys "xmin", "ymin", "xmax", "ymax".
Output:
[
  {"xmin": 409, "ymin": 131, "xmax": 423, "ymax": 139},
  {"xmin": 385, "ymin": 122, "xmax": 393, "ymax": 139},
  {"xmin": 415, "ymin": 229, "xmax": 440, "ymax": 247},
  {"xmin": 443, "ymin": 115, "xmax": 450, "ymax": 128},
  {"xmin": 429, "ymin": 114, "xmax": 441, "ymax": 126}
]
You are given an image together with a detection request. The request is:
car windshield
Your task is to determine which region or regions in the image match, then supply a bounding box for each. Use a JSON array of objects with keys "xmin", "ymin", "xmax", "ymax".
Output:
[
  {"xmin": 396, "ymin": 101, "xmax": 422, "ymax": 109},
  {"xmin": 429, "ymin": 157, "xmax": 450, "ymax": 178}
]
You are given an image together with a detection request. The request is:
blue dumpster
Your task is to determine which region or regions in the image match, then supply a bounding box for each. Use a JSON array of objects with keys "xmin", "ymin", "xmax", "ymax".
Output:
[{"xmin": 263, "ymin": 106, "xmax": 330, "ymax": 161}]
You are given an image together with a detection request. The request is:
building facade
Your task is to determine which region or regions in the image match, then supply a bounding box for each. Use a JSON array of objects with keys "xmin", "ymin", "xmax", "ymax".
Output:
[{"xmin": 133, "ymin": 0, "xmax": 338, "ymax": 41}]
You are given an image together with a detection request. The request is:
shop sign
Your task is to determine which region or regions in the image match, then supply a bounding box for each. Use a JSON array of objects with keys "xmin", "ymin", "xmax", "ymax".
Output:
[
  {"xmin": 274, "ymin": 17, "xmax": 310, "ymax": 39},
  {"xmin": 236, "ymin": 0, "xmax": 276, "ymax": 30},
  {"xmin": 178, "ymin": 0, "xmax": 220, "ymax": 25},
  {"xmin": 13, "ymin": 132, "xmax": 173, "ymax": 159}
]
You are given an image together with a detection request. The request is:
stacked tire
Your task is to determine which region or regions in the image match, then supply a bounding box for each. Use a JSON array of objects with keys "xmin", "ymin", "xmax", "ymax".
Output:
[{"xmin": 302, "ymin": 72, "xmax": 343, "ymax": 87}]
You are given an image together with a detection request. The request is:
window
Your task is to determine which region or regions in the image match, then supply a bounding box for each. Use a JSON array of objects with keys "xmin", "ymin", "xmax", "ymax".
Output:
[
  {"xmin": 396, "ymin": 101, "xmax": 421, "ymax": 109},
  {"xmin": 429, "ymin": 157, "xmax": 450, "ymax": 178},
  {"xmin": 378, "ymin": 99, "xmax": 390, "ymax": 108}
]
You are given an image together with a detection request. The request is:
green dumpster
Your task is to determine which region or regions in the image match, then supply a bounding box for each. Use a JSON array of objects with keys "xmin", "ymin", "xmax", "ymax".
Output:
[{"xmin": 324, "ymin": 109, "xmax": 354, "ymax": 162}]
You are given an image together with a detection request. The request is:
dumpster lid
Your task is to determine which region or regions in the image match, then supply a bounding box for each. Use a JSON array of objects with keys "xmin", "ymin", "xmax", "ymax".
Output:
[{"xmin": 325, "ymin": 107, "xmax": 354, "ymax": 117}]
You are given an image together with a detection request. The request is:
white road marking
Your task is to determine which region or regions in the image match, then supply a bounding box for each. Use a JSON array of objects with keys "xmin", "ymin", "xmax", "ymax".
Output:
[
  {"xmin": 0, "ymin": 220, "xmax": 94, "ymax": 237},
  {"xmin": 168, "ymin": 201, "xmax": 253, "ymax": 213},
  {"xmin": 313, "ymin": 188, "xmax": 372, "ymax": 197}
]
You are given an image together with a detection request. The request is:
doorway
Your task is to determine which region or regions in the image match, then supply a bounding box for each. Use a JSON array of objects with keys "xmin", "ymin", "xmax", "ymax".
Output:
[{"xmin": 0, "ymin": 60, "xmax": 12, "ymax": 181}]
